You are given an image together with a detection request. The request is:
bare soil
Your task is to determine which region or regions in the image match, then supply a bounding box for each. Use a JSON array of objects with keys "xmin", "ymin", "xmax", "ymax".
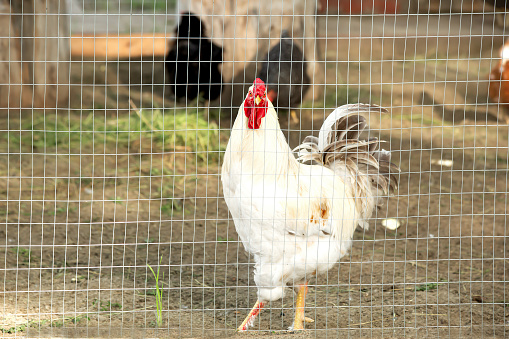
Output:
[{"xmin": 0, "ymin": 14, "xmax": 508, "ymax": 338}]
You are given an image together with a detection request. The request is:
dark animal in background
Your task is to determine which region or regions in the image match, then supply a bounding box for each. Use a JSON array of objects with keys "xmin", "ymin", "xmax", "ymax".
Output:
[
  {"xmin": 258, "ymin": 31, "xmax": 310, "ymax": 108},
  {"xmin": 257, "ymin": 31, "xmax": 310, "ymax": 122},
  {"xmin": 488, "ymin": 38, "xmax": 509, "ymax": 123},
  {"xmin": 165, "ymin": 12, "xmax": 223, "ymax": 101}
]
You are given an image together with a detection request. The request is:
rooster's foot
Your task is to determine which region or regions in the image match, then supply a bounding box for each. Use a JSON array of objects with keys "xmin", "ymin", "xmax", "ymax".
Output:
[
  {"xmin": 237, "ymin": 300, "xmax": 264, "ymax": 332},
  {"xmin": 288, "ymin": 316, "xmax": 314, "ymax": 331}
]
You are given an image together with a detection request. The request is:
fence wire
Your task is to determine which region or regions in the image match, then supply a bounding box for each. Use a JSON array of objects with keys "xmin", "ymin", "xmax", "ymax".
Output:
[{"xmin": 0, "ymin": 0, "xmax": 507, "ymax": 337}]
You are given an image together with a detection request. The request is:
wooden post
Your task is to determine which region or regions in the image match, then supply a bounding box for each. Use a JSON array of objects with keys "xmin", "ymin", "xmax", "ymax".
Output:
[
  {"xmin": 0, "ymin": 0, "xmax": 22, "ymax": 109},
  {"xmin": 0, "ymin": 0, "xmax": 70, "ymax": 110}
]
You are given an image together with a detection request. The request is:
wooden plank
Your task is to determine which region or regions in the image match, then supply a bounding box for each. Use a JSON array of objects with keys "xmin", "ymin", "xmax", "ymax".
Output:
[{"xmin": 70, "ymin": 34, "xmax": 171, "ymax": 59}]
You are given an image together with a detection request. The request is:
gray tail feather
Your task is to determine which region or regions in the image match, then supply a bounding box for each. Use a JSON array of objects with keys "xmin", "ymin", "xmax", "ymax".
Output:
[{"xmin": 294, "ymin": 104, "xmax": 400, "ymax": 201}]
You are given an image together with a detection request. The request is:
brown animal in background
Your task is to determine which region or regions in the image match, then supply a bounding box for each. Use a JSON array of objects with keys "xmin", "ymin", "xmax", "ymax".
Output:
[{"xmin": 488, "ymin": 40, "xmax": 509, "ymax": 124}]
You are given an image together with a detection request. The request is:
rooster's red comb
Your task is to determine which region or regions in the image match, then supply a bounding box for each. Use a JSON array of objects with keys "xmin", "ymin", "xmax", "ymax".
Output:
[{"xmin": 253, "ymin": 78, "xmax": 266, "ymax": 90}]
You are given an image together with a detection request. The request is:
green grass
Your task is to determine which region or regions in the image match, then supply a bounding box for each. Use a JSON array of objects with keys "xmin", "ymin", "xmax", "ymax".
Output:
[
  {"xmin": 0, "ymin": 315, "xmax": 89, "ymax": 333},
  {"xmin": 160, "ymin": 199, "xmax": 183, "ymax": 213},
  {"xmin": 92, "ymin": 299, "xmax": 122, "ymax": 312},
  {"xmin": 11, "ymin": 247, "xmax": 35, "ymax": 263},
  {"xmin": 216, "ymin": 236, "xmax": 234, "ymax": 242},
  {"xmin": 12, "ymin": 247, "xmax": 31, "ymax": 258},
  {"xmin": 129, "ymin": 0, "xmax": 174, "ymax": 11},
  {"xmin": 109, "ymin": 197, "xmax": 124, "ymax": 205},
  {"xmin": 415, "ymin": 283, "xmax": 439, "ymax": 291},
  {"xmin": 5, "ymin": 108, "xmax": 224, "ymax": 164},
  {"xmin": 147, "ymin": 256, "xmax": 164, "ymax": 327},
  {"xmin": 47, "ymin": 207, "xmax": 71, "ymax": 215},
  {"xmin": 93, "ymin": 0, "xmax": 175, "ymax": 12},
  {"xmin": 150, "ymin": 167, "xmax": 173, "ymax": 176},
  {"xmin": 51, "ymin": 315, "xmax": 90, "ymax": 328}
]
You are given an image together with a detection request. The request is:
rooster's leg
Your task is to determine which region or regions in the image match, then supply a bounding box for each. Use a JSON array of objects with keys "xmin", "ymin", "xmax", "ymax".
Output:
[
  {"xmin": 289, "ymin": 283, "xmax": 314, "ymax": 331},
  {"xmin": 290, "ymin": 110, "xmax": 299, "ymax": 124},
  {"xmin": 237, "ymin": 300, "xmax": 264, "ymax": 332}
]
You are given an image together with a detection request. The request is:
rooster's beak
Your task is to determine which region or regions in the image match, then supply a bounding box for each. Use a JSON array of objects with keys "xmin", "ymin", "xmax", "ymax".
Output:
[{"xmin": 255, "ymin": 95, "xmax": 261, "ymax": 105}]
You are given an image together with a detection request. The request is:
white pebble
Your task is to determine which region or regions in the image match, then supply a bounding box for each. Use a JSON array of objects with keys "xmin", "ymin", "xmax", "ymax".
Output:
[
  {"xmin": 381, "ymin": 218, "xmax": 401, "ymax": 230},
  {"xmin": 431, "ymin": 159, "xmax": 453, "ymax": 167}
]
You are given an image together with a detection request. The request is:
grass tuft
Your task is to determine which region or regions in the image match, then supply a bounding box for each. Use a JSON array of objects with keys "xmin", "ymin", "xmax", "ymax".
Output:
[
  {"xmin": 0, "ymin": 315, "xmax": 89, "ymax": 333},
  {"xmin": 92, "ymin": 299, "xmax": 123, "ymax": 312},
  {"xmin": 415, "ymin": 283, "xmax": 438, "ymax": 291},
  {"xmin": 147, "ymin": 256, "xmax": 164, "ymax": 327}
]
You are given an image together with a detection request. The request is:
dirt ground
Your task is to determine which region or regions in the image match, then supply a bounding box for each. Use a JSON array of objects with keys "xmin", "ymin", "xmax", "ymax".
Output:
[{"xmin": 0, "ymin": 14, "xmax": 508, "ymax": 338}]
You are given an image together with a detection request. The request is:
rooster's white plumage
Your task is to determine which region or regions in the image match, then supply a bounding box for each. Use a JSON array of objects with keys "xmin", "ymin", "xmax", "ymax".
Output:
[{"xmin": 221, "ymin": 79, "xmax": 400, "ymax": 331}]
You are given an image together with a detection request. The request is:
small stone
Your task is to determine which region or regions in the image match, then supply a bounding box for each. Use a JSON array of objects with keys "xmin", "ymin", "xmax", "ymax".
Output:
[
  {"xmin": 381, "ymin": 218, "xmax": 401, "ymax": 230},
  {"xmin": 431, "ymin": 159, "xmax": 453, "ymax": 167}
]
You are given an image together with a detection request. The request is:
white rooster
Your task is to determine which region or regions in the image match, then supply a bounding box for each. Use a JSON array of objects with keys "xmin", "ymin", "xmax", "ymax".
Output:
[{"xmin": 221, "ymin": 78, "xmax": 400, "ymax": 331}]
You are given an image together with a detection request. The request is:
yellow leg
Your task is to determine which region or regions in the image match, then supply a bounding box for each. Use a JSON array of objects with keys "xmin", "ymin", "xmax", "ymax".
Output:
[
  {"xmin": 290, "ymin": 110, "xmax": 300, "ymax": 124},
  {"xmin": 290, "ymin": 283, "xmax": 313, "ymax": 331},
  {"xmin": 238, "ymin": 300, "xmax": 264, "ymax": 332}
]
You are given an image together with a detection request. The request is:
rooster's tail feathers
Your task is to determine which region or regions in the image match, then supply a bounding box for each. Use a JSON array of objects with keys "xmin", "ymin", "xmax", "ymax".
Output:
[
  {"xmin": 293, "ymin": 103, "xmax": 400, "ymax": 220},
  {"xmin": 295, "ymin": 136, "xmax": 320, "ymax": 163},
  {"xmin": 317, "ymin": 104, "xmax": 388, "ymax": 151}
]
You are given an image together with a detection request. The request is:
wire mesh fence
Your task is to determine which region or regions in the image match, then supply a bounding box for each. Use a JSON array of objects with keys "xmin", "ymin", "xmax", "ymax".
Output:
[{"xmin": 0, "ymin": 0, "xmax": 507, "ymax": 337}]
